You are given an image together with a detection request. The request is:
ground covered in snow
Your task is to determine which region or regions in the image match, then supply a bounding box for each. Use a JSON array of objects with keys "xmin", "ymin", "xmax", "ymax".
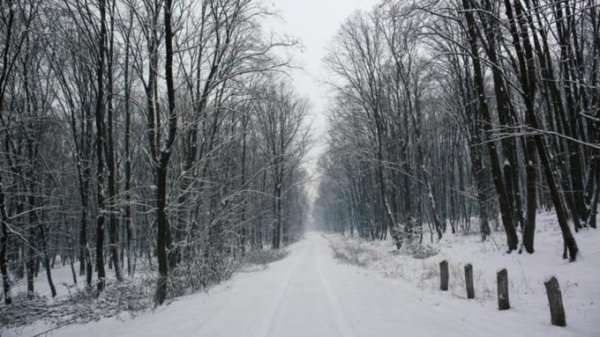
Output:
[
  {"xmin": 3, "ymin": 215, "xmax": 598, "ymax": 337},
  {"xmin": 328, "ymin": 212, "xmax": 600, "ymax": 336}
]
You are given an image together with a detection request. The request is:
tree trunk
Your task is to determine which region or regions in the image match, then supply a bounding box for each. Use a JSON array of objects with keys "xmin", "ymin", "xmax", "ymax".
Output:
[
  {"xmin": 272, "ymin": 179, "xmax": 282, "ymax": 249},
  {"xmin": 26, "ymin": 229, "xmax": 35, "ymax": 298},
  {"xmin": 124, "ymin": 6, "xmax": 134, "ymax": 277},
  {"xmin": 106, "ymin": 0, "xmax": 122, "ymax": 282},
  {"xmin": 506, "ymin": 0, "xmax": 538, "ymax": 253},
  {"xmin": 39, "ymin": 221, "xmax": 57, "ymax": 298},
  {"xmin": 463, "ymin": 0, "xmax": 518, "ymax": 252},
  {"xmin": 95, "ymin": 0, "xmax": 108, "ymax": 293},
  {"xmin": 0, "ymin": 175, "xmax": 11, "ymax": 304},
  {"xmin": 155, "ymin": 163, "xmax": 169, "ymax": 305},
  {"xmin": 155, "ymin": 0, "xmax": 177, "ymax": 306}
]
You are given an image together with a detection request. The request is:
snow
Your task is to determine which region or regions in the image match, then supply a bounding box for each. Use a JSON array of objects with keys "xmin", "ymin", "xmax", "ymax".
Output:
[
  {"xmin": 326, "ymin": 212, "xmax": 600, "ymax": 336},
  {"xmin": 3, "ymin": 214, "xmax": 599, "ymax": 337},
  {"xmin": 9, "ymin": 262, "xmax": 86, "ymax": 302}
]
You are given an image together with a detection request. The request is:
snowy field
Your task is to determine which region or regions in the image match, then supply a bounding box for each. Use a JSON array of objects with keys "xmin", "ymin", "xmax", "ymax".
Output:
[{"xmin": 2, "ymin": 213, "xmax": 598, "ymax": 337}]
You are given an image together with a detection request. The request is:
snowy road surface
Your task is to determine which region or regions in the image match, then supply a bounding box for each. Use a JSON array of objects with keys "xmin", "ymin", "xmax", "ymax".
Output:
[{"xmin": 33, "ymin": 232, "xmax": 585, "ymax": 337}]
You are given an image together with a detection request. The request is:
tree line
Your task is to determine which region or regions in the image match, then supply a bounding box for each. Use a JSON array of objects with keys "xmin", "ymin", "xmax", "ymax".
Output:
[
  {"xmin": 0, "ymin": 0, "xmax": 310, "ymax": 306},
  {"xmin": 314, "ymin": 0, "xmax": 598, "ymax": 259}
]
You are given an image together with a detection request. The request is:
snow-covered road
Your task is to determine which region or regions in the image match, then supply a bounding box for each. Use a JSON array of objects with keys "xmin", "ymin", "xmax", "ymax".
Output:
[{"xmin": 24, "ymin": 232, "xmax": 584, "ymax": 337}]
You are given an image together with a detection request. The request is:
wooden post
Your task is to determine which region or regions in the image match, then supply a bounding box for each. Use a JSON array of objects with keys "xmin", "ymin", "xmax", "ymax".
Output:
[
  {"xmin": 544, "ymin": 277, "xmax": 566, "ymax": 326},
  {"xmin": 440, "ymin": 260, "xmax": 449, "ymax": 291},
  {"xmin": 465, "ymin": 263, "xmax": 474, "ymax": 299},
  {"xmin": 497, "ymin": 269, "xmax": 510, "ymax": 310}
]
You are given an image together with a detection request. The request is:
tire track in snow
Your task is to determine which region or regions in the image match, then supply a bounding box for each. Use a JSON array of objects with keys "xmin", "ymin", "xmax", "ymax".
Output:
[
  {"xmin": 255, "ymin": 241, "xmax": 311, "ymax": 337},
  {"xmin": 314, "ymin": 239, "xmax": 360, "ymax": 337},
  {"xmin": 261, "ymin": 236, "xmax": 357, "ymax": 337}
]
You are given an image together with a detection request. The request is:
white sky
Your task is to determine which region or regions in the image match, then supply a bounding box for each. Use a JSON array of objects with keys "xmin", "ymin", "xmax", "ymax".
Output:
[{"xmin": 265, "ymin": 0, "xmax": 380, "ymax": 198}]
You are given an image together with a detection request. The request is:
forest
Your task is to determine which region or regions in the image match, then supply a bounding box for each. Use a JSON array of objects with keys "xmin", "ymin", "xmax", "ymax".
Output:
[
  {"xmin": 0, "ymin": 0, "xmax": 598, "ymax": 332},
  {"xmin": 314, "ymin": 0, "xmax": 598, "ymax": 260},
  {"xmin": 0, "ymin": 0, "xmax": 310, "ymax": 308}
]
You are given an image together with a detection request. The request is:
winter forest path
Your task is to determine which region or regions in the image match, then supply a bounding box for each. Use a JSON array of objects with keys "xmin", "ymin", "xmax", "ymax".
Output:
[{"xmin": 44, "ymin": 232, "xmax": 578, "ymax": 337}]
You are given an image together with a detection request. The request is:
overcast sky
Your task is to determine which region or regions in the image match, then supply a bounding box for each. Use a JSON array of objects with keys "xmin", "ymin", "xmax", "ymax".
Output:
[{"xmin": 266, "ymin": 0, "xmax": 380, "ymax": 198}]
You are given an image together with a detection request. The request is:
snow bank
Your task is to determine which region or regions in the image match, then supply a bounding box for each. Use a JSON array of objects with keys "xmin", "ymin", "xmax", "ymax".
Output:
[{"xmin": 327, "ymin": 212, "xmax": 600, "ymax": 336}]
